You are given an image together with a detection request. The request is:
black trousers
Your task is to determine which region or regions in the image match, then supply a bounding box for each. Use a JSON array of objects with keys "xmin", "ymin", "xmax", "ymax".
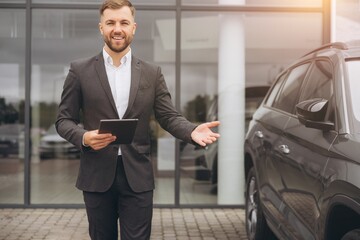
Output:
[{"xmin": 83, "ymin": 156, "xmax": 153, "ymax": 240}]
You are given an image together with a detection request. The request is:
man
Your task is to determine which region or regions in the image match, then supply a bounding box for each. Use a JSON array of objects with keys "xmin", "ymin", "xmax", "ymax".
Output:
[{"xmin": 56, "ymin": 0, "xmax": 220, "ymax": 239}]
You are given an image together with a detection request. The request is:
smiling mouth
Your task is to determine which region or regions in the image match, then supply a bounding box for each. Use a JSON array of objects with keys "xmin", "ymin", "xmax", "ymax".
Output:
[{"xmin": 112, "ymin": 36, "xmax": 124, "ymax": 41}]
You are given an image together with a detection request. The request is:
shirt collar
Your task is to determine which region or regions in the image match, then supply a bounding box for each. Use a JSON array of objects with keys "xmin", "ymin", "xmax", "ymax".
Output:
[{"xmin": 102, "ymin": 48, "xmax": 132, "ymax": 67}]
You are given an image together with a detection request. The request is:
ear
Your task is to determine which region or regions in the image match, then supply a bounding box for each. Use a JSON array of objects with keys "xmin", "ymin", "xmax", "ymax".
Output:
[
  {"xmin": 98, "ymin": 23, "xmax": 103, "ymax": 35},
  {"xmin": 132, "ymin": 22, "xmax": 137, "ymax": 35}
]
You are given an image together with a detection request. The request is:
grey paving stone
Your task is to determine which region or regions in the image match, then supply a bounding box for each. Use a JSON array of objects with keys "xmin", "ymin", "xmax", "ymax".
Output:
[{"xmin": 0, "ymin": 208, "xmax": 248, "ymax": 240}]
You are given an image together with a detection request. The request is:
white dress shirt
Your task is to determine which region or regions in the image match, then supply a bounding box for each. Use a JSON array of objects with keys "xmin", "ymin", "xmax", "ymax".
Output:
[
  {"xmin": 103, "ymin": 48, "xmax": 131, "ymax": 119},
  {"xmin": 103, "ymin": 48, "xmax": 132, "ymax": 155}
]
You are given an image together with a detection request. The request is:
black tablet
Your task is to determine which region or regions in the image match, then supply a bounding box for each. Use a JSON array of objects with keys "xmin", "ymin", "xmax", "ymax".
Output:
[{"xmin": 98, "ymin": 119, "xmax": 138, "ymax": 144}]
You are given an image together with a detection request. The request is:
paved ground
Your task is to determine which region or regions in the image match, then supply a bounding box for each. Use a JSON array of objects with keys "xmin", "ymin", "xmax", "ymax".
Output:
[{"xmin": 0, "ymin": 208, "xmax": 248, "ymax": 240}]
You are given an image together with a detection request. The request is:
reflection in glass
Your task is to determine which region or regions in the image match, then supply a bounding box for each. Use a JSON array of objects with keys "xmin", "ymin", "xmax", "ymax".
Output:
[
  {"xmin": 134, "ymin": 11, "xmax": 177, "ymax": 205},
  {"xmin": 347, "ymin": 61, "xmax": 360, "ymax": 123},
  {"xmin": 335, "ymin": 0, "xmax": 360, "ymax": 42},
  {"xmin": 179, "ymin": 11, "xmax": 322, "ymax": 204},
  {"xmin": 0, "ymin": 9, "xmax": 26, "ymax": 204},
  {"xmin": 179, "ymin": 12, "xmax": 219, "ymax": 205},
  {"xmin": 31, "ymin": 9, "xmax": 101, "ymax": 204}
]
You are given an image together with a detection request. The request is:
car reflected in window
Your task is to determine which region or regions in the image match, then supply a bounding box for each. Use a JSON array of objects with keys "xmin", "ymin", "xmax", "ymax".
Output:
[
  {"xmin": 0, "ymin": 123, "xmax": 24, "ymax": 158},
  {"xmin": 39, "ymin": 125, "xmax": 79, "ymax": 160}
]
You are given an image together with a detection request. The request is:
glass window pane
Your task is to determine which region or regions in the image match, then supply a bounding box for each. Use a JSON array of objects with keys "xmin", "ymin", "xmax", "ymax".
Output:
[
  {"xmin": 0, "ymin": 9, "xmax": 26, "ymax": 204},
  {"xmin": 347, "ymin": 60, "xmax": 360, "ymax": 124},
  {"xmin": 299, "ymin": 61, "xmax": 334, "ymax": 122},
  {"xmin": 135, "ymin": 11, "xmax": 177, "ymax": 205},
  {"xmin": 335, "ymin": 0, "xmax": 360, "ymax": 42},
  {"xmin": 182, "ymin": 0, "xmax": 321, "ymax": 7},
  {"xmin": 299, "ymin": 61, "xmax": 333, "ymax": 102},
  {"xmin": 31, "ymin": 9, "xmax": 101, "ymax": 204},
  {"xmin": 265, "ymin": 72, "xmax": 286, "ymax": 106},
  {"xmin": 179, "ymin": 11, "xmax": 322, "ymax": 204},
  {"xmin": 273, "ymin": 63, "xmax": 310, "ymax": 114}
]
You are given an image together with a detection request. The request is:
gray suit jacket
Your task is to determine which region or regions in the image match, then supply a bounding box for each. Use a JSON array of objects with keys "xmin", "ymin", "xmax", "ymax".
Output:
[{"xmin": 56, "ymin": 52, "xmax": 197, "ymax": 193}]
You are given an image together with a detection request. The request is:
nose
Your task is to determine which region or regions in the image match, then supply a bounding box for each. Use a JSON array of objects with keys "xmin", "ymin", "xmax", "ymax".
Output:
[{"xmin": 114, "ymin": 22, "xmax": 122, "ymax": 32}]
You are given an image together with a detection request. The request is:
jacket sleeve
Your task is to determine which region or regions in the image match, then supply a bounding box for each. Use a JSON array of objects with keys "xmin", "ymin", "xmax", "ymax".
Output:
[
  {"xmin": 152, "ymin": 66, "xmax": 197, "ymax": 144},
  {"xmin": 55, "ymin": 62, "xmax": 87, "ymax": 151}
]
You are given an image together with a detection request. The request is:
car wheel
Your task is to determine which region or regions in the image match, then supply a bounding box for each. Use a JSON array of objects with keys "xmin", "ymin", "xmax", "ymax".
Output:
[
  {"xmin": 341, "ymin": 229, "xmax": 360, "ymax": 240},
  {"xmin": 246, "ymin": 168, "xmax": 277, "ymax": 240}
]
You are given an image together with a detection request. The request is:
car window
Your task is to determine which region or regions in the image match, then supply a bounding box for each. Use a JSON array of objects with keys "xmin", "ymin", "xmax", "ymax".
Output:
[
  {"xmin": 346, "ymin": 59, "xmax": 360, "ymax": 126},
  {"xmin": 299, "ymin": 61, "xmax": 333, "ymax": 101},
  {"xmin": 272, "ymin": 63, "xmax": 311, "ymax": 114},
  {"xmin": 299, "ymin": 60, "xmax": 335, "ymax": 122},
  {"xmin": 264, "ymin": 72, "xmax": 287, "ymax": 106}
]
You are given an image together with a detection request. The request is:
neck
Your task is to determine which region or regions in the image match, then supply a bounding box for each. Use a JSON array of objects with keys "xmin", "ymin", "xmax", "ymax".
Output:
[{"xmin": 105, "ymin": 47, "xmax": 130, "ymax": 67}]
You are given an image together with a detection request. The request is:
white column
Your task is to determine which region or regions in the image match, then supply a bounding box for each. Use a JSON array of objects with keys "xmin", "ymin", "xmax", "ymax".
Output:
[
  {"xmin": 218, "ymin": 0, "xmax": 245, "ymax": 204},
  {"xmin": 330, "ymin": 0, "xmax": 336, "ymax": 42}
]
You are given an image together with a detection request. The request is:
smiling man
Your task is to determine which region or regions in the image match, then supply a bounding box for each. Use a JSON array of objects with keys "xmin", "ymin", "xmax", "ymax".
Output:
[
  {"xmin": 99, "ymin": 2, "xmax": 136, "ymax": 67},
  {"xmin": 55, "ymin": 0, "xmax": 220, "ymax": 239}
]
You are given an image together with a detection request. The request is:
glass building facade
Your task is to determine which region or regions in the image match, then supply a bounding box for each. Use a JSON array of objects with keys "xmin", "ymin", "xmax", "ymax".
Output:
[{"xmin": 1, "ymin": 0, "xmax": 354, "ymax": 207}]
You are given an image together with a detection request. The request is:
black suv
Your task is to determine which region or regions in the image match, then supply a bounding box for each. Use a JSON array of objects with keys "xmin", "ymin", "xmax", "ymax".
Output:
[{"xmin": 244, "ymin": 42, "xmax": 360, "ymax": 240}]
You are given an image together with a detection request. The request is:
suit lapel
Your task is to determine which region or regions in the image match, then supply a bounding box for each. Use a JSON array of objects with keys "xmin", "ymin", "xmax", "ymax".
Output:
[
  {"xmin": 123, "ymin": 56, "xmax": 141, "ymax": 118},
  {"xmin": 94, "ymin": 53, "xmax": 119, "ymax": 116}
]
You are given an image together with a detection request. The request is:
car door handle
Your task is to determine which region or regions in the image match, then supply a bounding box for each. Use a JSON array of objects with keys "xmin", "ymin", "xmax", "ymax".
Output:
[
  {"xmin": 278, "ymin": 145, "xmax": 290, "ymax": 154},
  {"xmin": 255, "ymin": 131, "xmax": 264, "ymax": 139}
]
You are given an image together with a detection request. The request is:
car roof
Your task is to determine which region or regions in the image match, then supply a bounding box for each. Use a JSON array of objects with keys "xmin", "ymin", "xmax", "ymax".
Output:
[{"xmin": 302, "ymin": 41, "xmax": 360, "ymax": 59}]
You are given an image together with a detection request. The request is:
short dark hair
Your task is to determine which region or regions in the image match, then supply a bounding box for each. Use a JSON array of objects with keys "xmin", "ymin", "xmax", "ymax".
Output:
[{"xmin": 99, "ymin": 0, "xmax": 135, "ymax": 17}]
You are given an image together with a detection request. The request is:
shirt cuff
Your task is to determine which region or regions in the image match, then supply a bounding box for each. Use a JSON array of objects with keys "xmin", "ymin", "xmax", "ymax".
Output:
[{"xmin": 82, "ymin": 133, "xmax": 89, "ymax": 147}]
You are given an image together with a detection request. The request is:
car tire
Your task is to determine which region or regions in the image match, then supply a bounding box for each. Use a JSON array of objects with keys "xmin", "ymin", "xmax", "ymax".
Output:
[
  {"xmin": 246, "ymin": 167, "xmax": 277, "ymax": 240},
  {"xmin": 341, "ymin": 229, "xmax": 360, "ymax": 240}
]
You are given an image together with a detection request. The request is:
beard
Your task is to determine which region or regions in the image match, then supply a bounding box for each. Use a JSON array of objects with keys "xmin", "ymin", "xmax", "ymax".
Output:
[{"xmin": 103, "ymin": 34, "xmax": 133, "ymax": 53}]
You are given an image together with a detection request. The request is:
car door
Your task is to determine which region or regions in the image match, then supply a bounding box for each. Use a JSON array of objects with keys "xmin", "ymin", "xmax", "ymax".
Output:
[
  {"xmin": 278, "ymin": 60, "xmax": 338, "ymax": 239},
  {"xmin": 253, "ymin": 62, "xmax": 312, "ymax": 237}
]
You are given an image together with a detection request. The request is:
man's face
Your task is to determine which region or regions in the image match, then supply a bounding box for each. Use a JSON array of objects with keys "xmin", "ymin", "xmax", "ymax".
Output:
[{"xmin": 99, "ymin": 7, "xmax": 136, "ymax": 54}]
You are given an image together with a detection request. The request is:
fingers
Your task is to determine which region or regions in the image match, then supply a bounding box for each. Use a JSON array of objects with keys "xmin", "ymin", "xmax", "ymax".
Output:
[
  {"xmin": 91, "ymin": 140, "xmax": 113, "ymax": 150},
  {"xmin": 195, "ymin": 133, "xmax": 220, "ymax": 147},
  {"xmin": 85, "ymin": 130, "xmax": 116, "ymax": 150},
  {"xmin": 197, "ymin": 141, "xmax": 207, "ymax": 147},
  {"xmin": 206, "ymin": 121, "xmax": 220, "ymax": 128},
  {"xmin": 203, "ymin": 136, "xmax": 218, "ymax": 144}
]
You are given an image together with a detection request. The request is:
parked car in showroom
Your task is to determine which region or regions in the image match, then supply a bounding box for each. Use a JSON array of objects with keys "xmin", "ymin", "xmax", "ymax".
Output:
[
  {"xmin": 39, "ymin": 124, "xmax": 79, "ymax": 159},
  {"xmin": 244, "ymin": 41, "xmax": 360, "ymax": 240}
]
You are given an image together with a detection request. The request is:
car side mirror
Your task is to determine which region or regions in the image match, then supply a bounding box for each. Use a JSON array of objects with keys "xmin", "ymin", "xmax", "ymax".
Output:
[{"xmin": 296, "ymin": 98, "xmax": 335, "ymax": 131}]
